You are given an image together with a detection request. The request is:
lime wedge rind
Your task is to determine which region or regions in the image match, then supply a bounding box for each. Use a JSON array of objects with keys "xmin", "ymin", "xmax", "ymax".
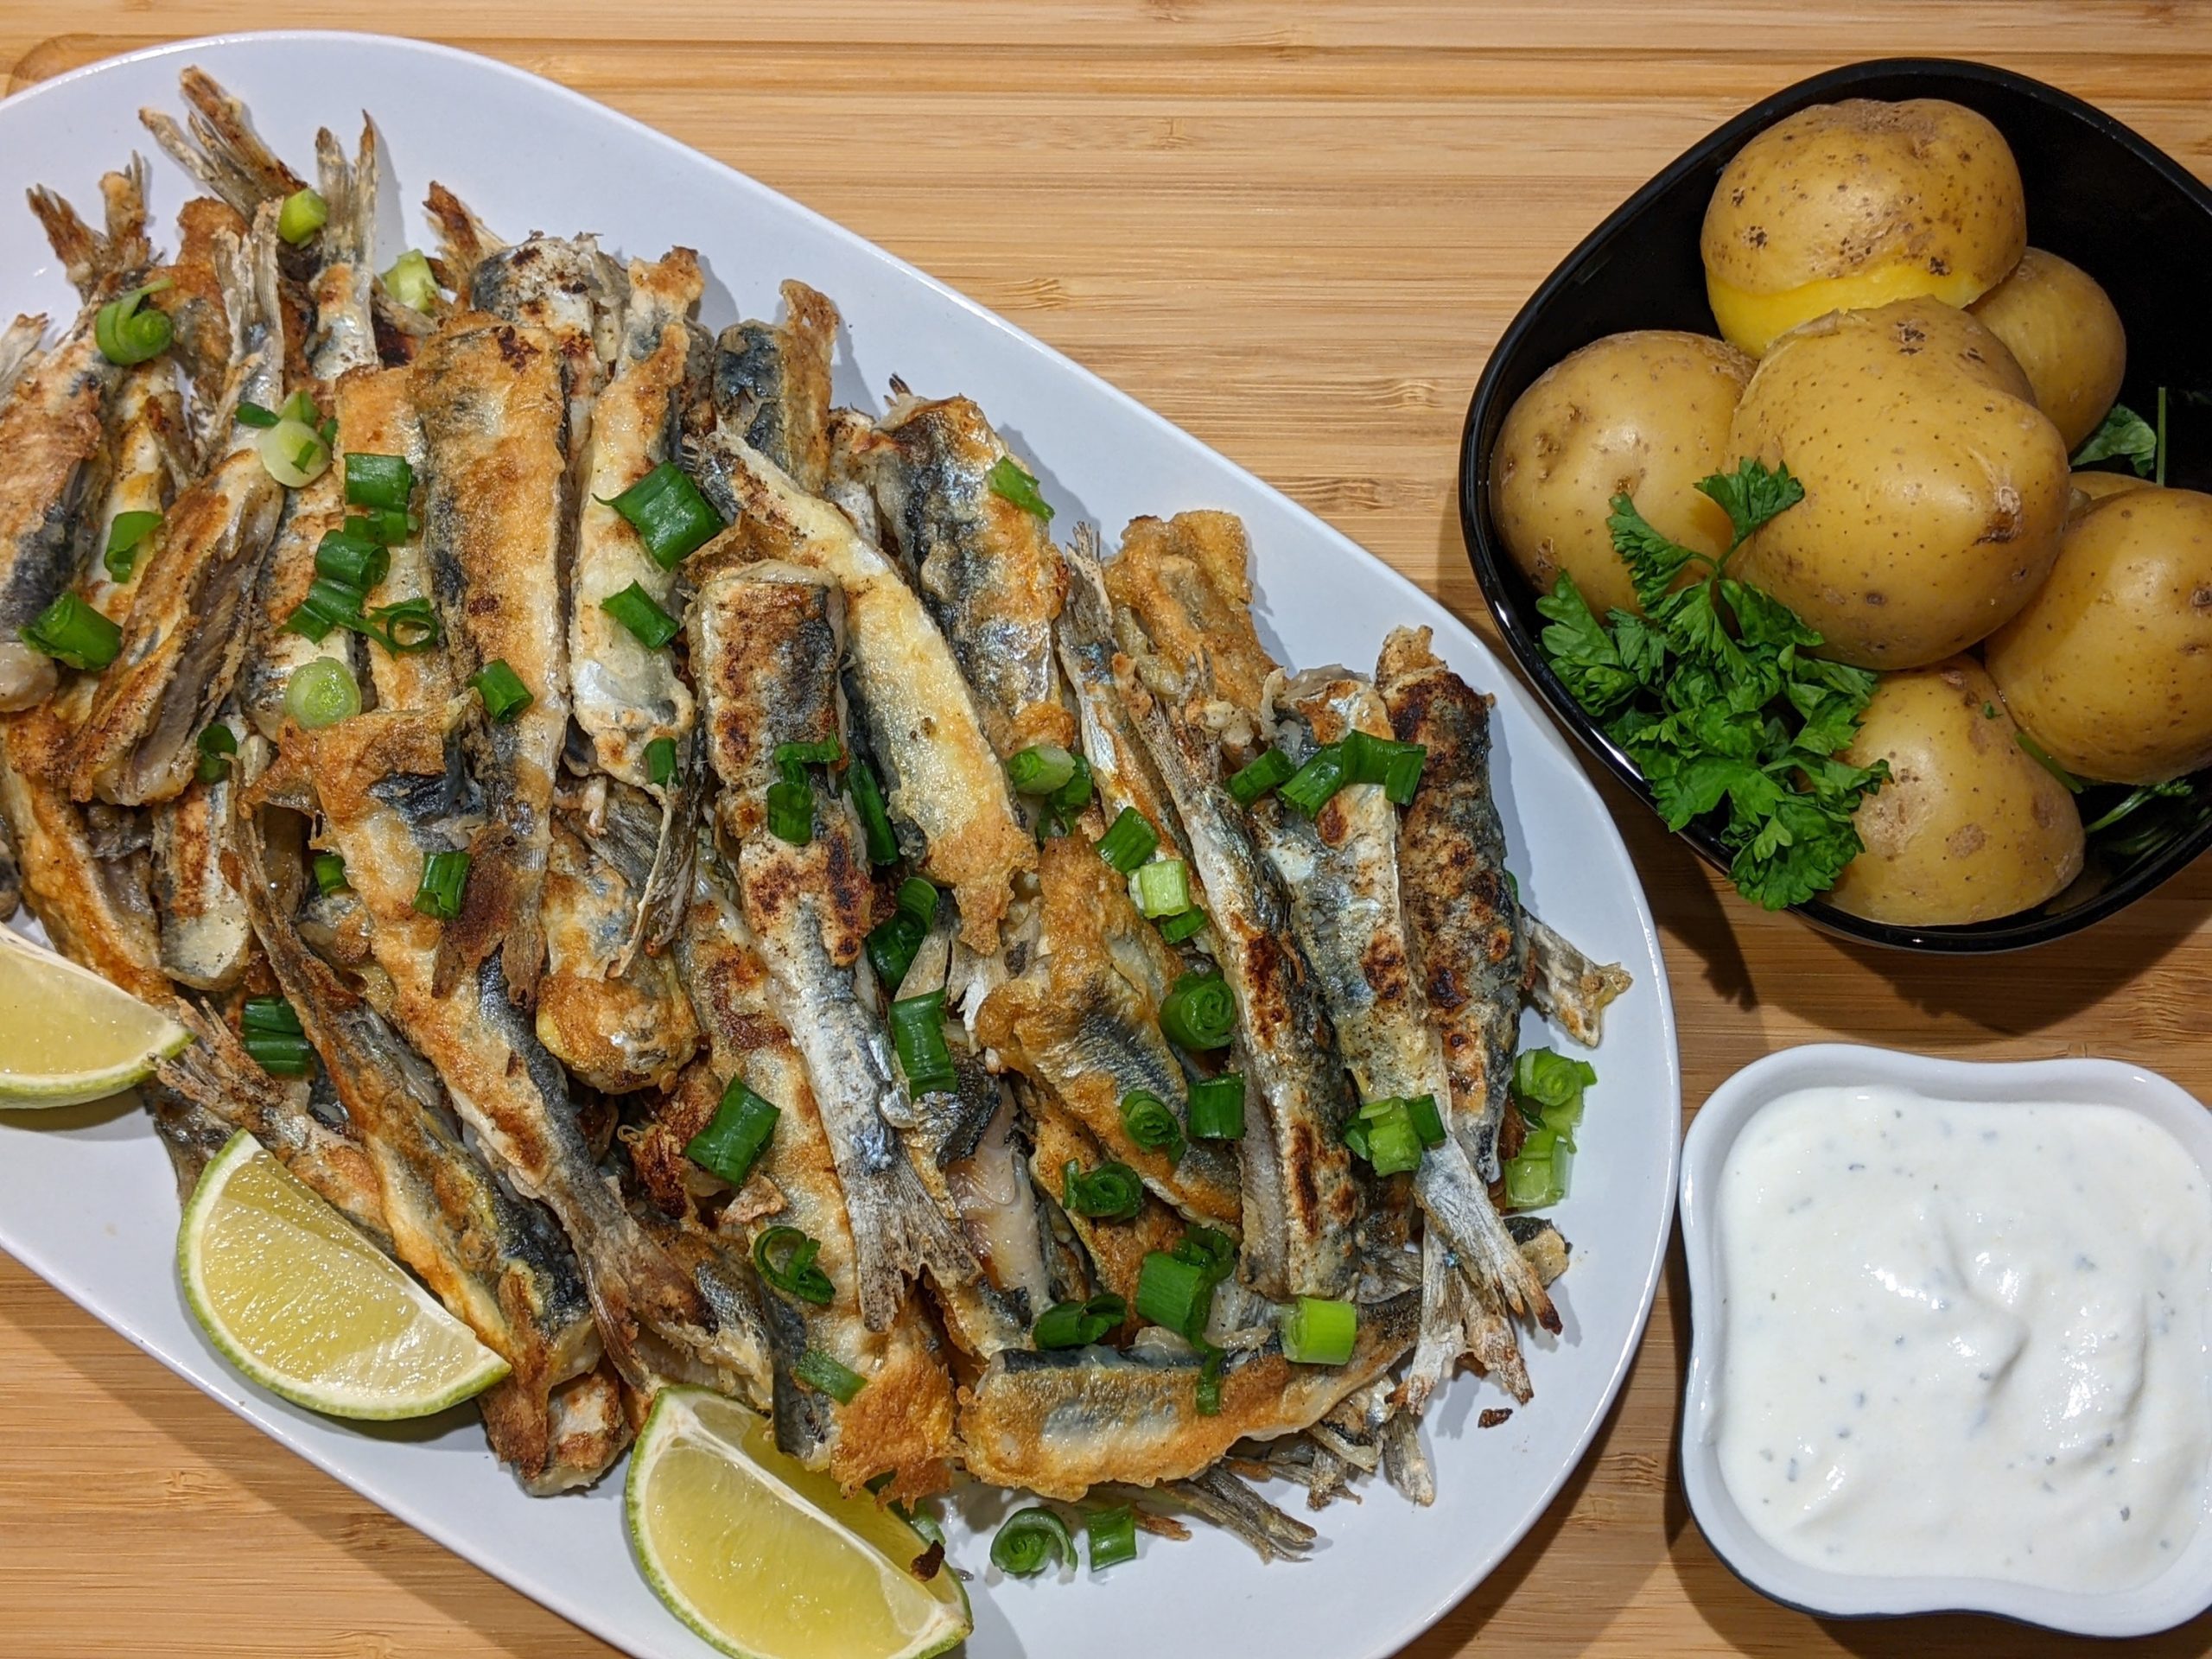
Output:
[{"xmin": 178, "ymin": 1130, "xmax": 509, "ymax": 1421}]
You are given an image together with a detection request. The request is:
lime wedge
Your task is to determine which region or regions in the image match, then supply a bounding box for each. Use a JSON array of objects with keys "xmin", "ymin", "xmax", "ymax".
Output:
[
  {"xmin": 627, "ymin": 1387, "xmax": 969, "ymax": 1659},
  {"xmin": 0, "ymin": 927, "xmax": 189, "ymax": 1106},
  {"xmin": 179, "ymin": 1129, "xmax": 508, "ymax": 1419}
]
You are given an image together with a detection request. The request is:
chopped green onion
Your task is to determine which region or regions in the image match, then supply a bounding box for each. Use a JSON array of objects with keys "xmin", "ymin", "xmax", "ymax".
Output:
[
  {"xmin": 991, "ymin": 1506, "xmax": 1074, "ymax": 1578},
  {"xmin": 94, "ymin": 279, "xmax": 173, "ymax": 365},
  {"xmin": 774, "ymin": 739, "xmax": 842, "ymax": 773},
  {"xmin": 848, "ymin": 760, "xmax": 899, "ymax": 865},
  {"xmin": 1340, "ymin": 728, "xmax": 1427, "ymax": 804},
  {"xmin": 312, "ymin": 853, "xmax": 348, "ymax": 896},
  {"xmin": 241, "ymin": 995, "xmax": 302, "ymax": 1035},
  {"xmin": 315, "ymin": 525, "xmax": 390, "ymax": 592},
  {"xmin": 1187, "ymin": 1073, "xmax": 1245, "ymax": 1140},
  {"xmin": 1118, "ymin": 1089, "xmax": 1185, "ymax": 1163},
  {"xmin": 1195, "ymin": 1344, "xmax": 1226, "ymax": 1415},
  {"xmin": 985, "ymin": 454, "xmax": 1054, "ymax": 522},
  {"xmin": 1160, "ymin": 971, "xmax": 1236, "ymax": 1051},
  {"xmin": 601, "ymin": 580, "xmax": 682, "ymax": 649},
  {"xmin": 599, "ymin": 461, "xmax": 724, "ymax": 569},
  {"xmin": 1096, "ymin": 806, "xmax": 1159, "ymax": 874},
  {"xmin": 890, "ymin": 990, "xmax": 957, "ymax": 1096},
  {"xmin": 1032, "ymin": 1293, "xmax": 1126, "ymax": 1351},
  {"xmin": 794, "ymin": 1348, "xmax": 866, "ymax": 1404},
  {"xmin": 1278, "ymin": 743, "xmax": 1348, "ymax": 815},
  {"xmin": 1157, "ymin": 906, "xmax": 1209, "ymax": 944},
  {"xmin": 104, "ymin": 510, "xmax": 162, "ymax": 582},
  {"xmin": 1086, "ymin": 1503, "xmax": 1138, "ymax": 1572},
  {"xmin": 1128, "ymin": 857, "xmax": 1192, "ymax": 919},
  {"xmin": 21, "ymin": 592, "xmax": 121, "ymax": 672},
  {"xmin": 1135, "ymin": 1249, "xmax": 1215, "ymax": 1343},
  {"xmin": 1171, "ymin": 1224, "xmax": 1237, "ymax": 1281},
  {"xmin": 382, "ymin": 249, "xmax": 440, "ymax": 313},
  {"xmin": 284, "ymin": 575, "xmax": 365, "ymax": 643},
  {"xmin": 1049, "ymin": 752, "xmax": 1094, "ymax": 814},
  {"xmin": 346, "ymin": 506, "xmax": 412, "ymax": 547},
  {"xmin": 195, "ymin": 721, "xmax": 238, "ymax": 785},
  {"xmin": 1357, "ymin": 1100, "xmax": 1424, "ymax": 1177},
  {"xmin": 865, "ymin": 877, "xmax": 938, "ymax": 993},
  {"xmin": 1503, "ymin": 1048, "xmax": 1595, "ymax": 1210},
  {"xmin": 753, "ymin": 1224, "xmax": 836, "ymax": 1306},
  {"xmin": 241, "ymin": 996, "xmax": 312, "ymax": 1077},
  {"xmin": 464, "ymin": 659, "xmax": 531, "ymax": 724},
  {"xmin": 283, "ymin": 657, "xmax": 360, "ymax": 729},
  {"xmin": 1282, "ymin": 1295, "xmax": 1357, "ymax": 1365},
  {"xmin": 1503, "ymin": 1135, "xmax": 1570, "ymax": 1210},
  {"xmin": 413, "ymin": 849, "xmax": 471, "ymax": 921},
  {"xmin": 766, "ymin": 778, "xmax": 813, "ymax": 846},
  {"xmin": 276, "ymin": 187, "xmax": 328, "ymax": 245},
  {"xmin": 1061, "ymin": 1159, "xmax": 1141, "ymax": 1221},
  {"xmin": 685, "ymin": 1077, "xmax": 781, "ymax": 1189},
  {"xmin": 1227, "ymin": 747, "xmax": 1295, "ymax": 805},
  {"xmin": 235, "ymin": 401, "xmax": 280, "ymax": 429},
  {"xmin": 344, "ymin": 452, "xmax": 415, "ymax": 512},
  {"xmin": 645, "ymin": 735, "xmax": 678, "ymax": 787},
  {"xmin": 1405, "ymin": 1091, "xmax": 1446, "ymax": 1148},
  {"xmin": 363, "ymin": 597, "xmax": 439, "ymax": 654},
  {"xmin": 259, "ymin": 416, "xmax": 330, "ymax": 487},
  {"xmin": 1007, "ymin": 743, "xmax": 1077, "ymax": 795}
]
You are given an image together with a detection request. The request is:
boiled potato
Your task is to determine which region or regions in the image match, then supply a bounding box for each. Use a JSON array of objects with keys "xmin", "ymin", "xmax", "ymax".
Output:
[
  {"xmin": 1490, "ymin": 330, "xmax": 1753, "ymax": 617},
  {"xmin": 1985, "ymin": 486, "xmax": 2212, "ymax": 784},
  {"xmin": 1968, "ymin": 249, "xmax": 2127, "ymax": 450},
  {"xmin": 1828, "ymin": 658, "xmax": 2084, "ymax": 925},
  {"xmin": 2070, "ymin": 467, "xmax": 2153, "ymax": 515},
  {"xmin": 1702, "ymin": 98, "xmax": 2026, "ymax": 357},
  {"xmin": 1728, "ymin": 299, "xmax": 2069, "ymax": 669}
]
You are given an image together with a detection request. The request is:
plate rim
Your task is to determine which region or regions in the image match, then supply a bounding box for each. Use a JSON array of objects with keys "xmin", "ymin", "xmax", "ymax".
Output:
[{"xmin": 0, "ymin": 29, "xmax": 1684, "ymax": 1659}]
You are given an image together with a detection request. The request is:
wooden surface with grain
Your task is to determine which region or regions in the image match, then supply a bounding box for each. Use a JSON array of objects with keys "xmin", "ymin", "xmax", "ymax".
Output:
[{"xmin": 4, "ymin": 3, "xmax": 2212, "ymax": 1655}]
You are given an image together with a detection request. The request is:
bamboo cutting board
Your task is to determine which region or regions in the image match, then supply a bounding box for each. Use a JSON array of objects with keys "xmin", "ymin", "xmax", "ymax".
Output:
[{"xmin": 4, "ymin": 3, "xmax": 2212, "ymax": 1654}]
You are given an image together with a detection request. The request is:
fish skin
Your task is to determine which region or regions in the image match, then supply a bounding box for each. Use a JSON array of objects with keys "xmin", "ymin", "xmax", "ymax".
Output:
[
  {"xmin": 1524, "ymin": 912, "xmax": 1632, "ymax": 1049},
  {"xmin": 976, "ymin": 833, "xmax": 1243, "ymax": 1230},
  {"xmin": 0, "ymin": 168, "xmax": 149, "ymax": 711},
  {"xmin": 410, "ymin": 313, "xmax": 572, "ymax": 1005},
  {"xmin": 712, "ymin": 280, "xmax": 838, "ymax": 495},
  {"xmin": 1026, "ymin": 1105, "xmax": 1181, "ymax": 1331},
  {"xmin": 689, "ymin": 565, "xmax": 1001, "ymax": 1341},
  {"xmin": 852, "ymin": 391, "xmax": 1072, "ymax": 758},
  {"xmin": 149, "ymin": 712, "xmax": 251, "ymax": 990},
  {"xmin": 340, "ymin": 366, "xmax": 454, "ymax": 714},
  {"xmin": 148, "ymin": 199, "xmax": 251, "ymax": 451},
  {"xmin": 1055, "ymin": 525, "xmax": 1186, "ymax": 856},
  {"xmin": 1103, "ymin": 511, "xmax": 1279, "ymax": 761},
  {"xmin": 1376, "ymin": 626, "xmax": 1528, "ymax": 1186},
  {"xmin": 687, "ymin": 425, "xmax": 1032, "ymax": 953},
  {"xmin": 296, "ymin": 708, "xmax": 773, "ymax": 1404},
  {"xmin": 657, "ymin": 845, "xmax": 958, "ymax": 1498},
  {"xmin": 155, "ymin": 997, "xmax": 391, "ymax": 1248},
  {"xmin": 957, "ymin": 1290, "xmax": 1419, "ymax": 1500},
  {"xmin": 137, "ymin": 68, "xmax": 306, "ymax": 224},
  {"xmin": 1071, "ymin": 540, "xmax": 1363, "ymax": 1300},
  {"xmin": 1254, "ymin": 671, "xmax": 1554, "ymax": 1355},
  {"xmin": 72, "ymin": 209, "xmax": 286, "ymax": 804},
  {"xmin": 229, "ymin": 789, "xmax": 624, "ymax": 1493},
  {"xmin": 0, "ymin": 703, "xmax": 165, "ymax": 1001},
  {"xmin": 77, "ymin": 358, "xmax": 190, "ymax": 627}
]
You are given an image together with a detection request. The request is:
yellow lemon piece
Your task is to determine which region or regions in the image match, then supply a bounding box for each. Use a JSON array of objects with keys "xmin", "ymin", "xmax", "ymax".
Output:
[
  {"xmin": 627, "ymin": 1387, "xmax": 969, "ymax": 1659},
  {"xmin": 0, "ymin": 928, "xmax": 190, "ymax": 1107},
  {"xmin": 180, "ymin": 1130, "xmax": 508, "ymax": 1419}
]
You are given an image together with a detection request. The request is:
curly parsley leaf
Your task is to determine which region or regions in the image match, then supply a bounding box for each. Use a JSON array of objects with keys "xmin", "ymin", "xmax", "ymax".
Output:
[
  {"xmin": 1697, "ymin": 457, "xmax": 1806, "ymax": 547},
  {"xmin": 1535, "ymin": 458, "xmax": 1887, "ymax": 911},
  {"xmin": 2070, "ymin": 403, "xmax": 2158, "ymax": 478}
]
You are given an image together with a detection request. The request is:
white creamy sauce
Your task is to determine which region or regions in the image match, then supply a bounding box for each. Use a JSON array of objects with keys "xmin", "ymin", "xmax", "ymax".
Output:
[{"xmin": 1716, "ymin": 1084, "xmax": 2212, "ymax": 1592}]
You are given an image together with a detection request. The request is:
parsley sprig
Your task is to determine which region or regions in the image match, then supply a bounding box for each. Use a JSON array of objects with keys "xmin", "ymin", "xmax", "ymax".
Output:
[{"xmin": 1535, "ymin": 459, "xmax": 1890, "ymax": 910}]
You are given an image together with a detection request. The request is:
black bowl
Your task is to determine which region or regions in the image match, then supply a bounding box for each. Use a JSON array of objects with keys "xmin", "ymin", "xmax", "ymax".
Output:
[{"xmin": 1459, "ymin": 57, "xmax": 2212, "ymax": 953}]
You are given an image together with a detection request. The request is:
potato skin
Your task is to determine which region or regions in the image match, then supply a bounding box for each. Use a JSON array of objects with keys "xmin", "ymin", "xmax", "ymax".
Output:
[
  {"xmin": 1985, "ymin": 486, "xmax": 2212, "ymax": 785},
  {"xmin": 1728, "ymin": 299, "xmax": 2068, "ymax": 669},
  {"xmin": 2070, "ymin": 468, "xmax": 2153, "ymax": 515},
  {"xmin": 1969, "ymin": 249, "xmax": 2127, "ymax": 450},
  {"xmin": 1702, "ymin": 98, "xmax": 2026, "ymax": 356},
  {"xmin": 1827, "ymin": 658, "xmax": 2083, "ymax": 925},
  {"xmin": 1490, "ymin": 330, "xmax": 1753, "ymax": 617}
]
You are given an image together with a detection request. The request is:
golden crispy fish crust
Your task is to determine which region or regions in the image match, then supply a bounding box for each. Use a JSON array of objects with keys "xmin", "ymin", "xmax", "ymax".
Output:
[{"xmin": 1104, "ymin": 511, "xmax": 1278, "ymax": 755}]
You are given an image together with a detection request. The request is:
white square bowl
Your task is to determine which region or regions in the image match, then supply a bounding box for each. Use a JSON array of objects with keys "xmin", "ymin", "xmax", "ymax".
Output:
[{"xmin": 1678, "ymin": 1043, "xmax": 2212, "ymax": 1638}]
